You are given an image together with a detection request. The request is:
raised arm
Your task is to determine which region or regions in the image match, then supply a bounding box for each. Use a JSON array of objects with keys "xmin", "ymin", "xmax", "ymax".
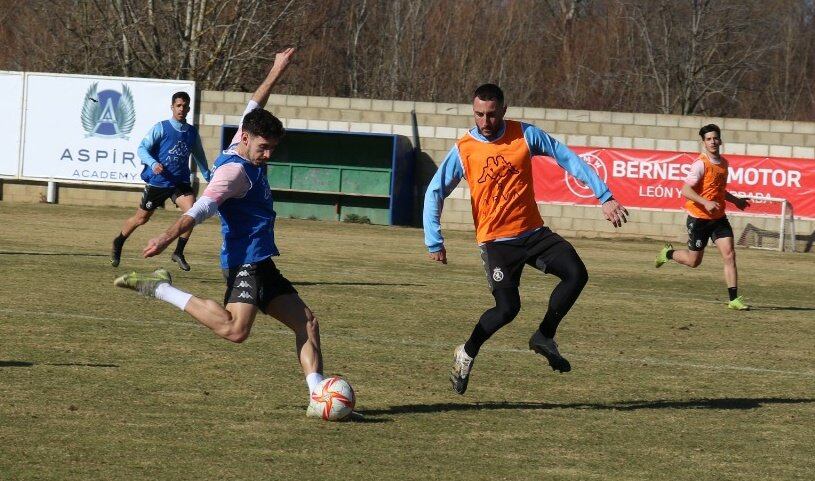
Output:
[
  {"xmin": 250, "ymin": 47, "xmax": 296, "ymax": 109},
  {"xmin": 523, "ymin": 123, "xmax": 628, "ymax": 227},
  {"xmin": 423, "ymin": 146, "xmax": 465, "ymax": 263},
  {"xmin": 228, "ymin": 48, "xmax": 296, "ymax": 148}
]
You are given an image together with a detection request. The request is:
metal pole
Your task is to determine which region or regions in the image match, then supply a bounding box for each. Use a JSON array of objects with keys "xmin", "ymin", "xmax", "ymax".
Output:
[
  {"xmin": 47, "ymin": 181, "xmax": 57, "ymax": 203},
  {"xmin": 779, "ymin": 200, "xmax": 786, "ymax": 252}
]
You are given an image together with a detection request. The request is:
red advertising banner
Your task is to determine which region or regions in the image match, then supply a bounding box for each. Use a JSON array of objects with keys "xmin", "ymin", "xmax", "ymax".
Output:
[{"xmin": 532, "ymin": 147, "xmax": 815, "ymax": 219}]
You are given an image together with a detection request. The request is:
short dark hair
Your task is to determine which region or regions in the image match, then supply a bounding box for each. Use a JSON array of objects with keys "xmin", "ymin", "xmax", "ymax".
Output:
[
  {"xmin": 172, "ymin": 91, "xmax": 190, "ymax": 104},
  {"xmin": 473, "ymin": 83, "xmax": 504, "ymax": 105},
  {"xmin": 242, "ymin": 108, "xmax": 285, "ymax": 140},
  {"xmin": 699, "ymin": 124, "xmax": 721, "ymax": 139}
]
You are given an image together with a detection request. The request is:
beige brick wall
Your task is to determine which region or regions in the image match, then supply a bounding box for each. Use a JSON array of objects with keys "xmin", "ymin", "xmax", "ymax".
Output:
[{"xmin": 2, "ymin": 90, "xmax": 814, "ymax": 249}]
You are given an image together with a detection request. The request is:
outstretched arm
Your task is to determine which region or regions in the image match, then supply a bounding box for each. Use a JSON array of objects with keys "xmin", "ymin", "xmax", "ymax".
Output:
[
  {"xmin": 523, "ymin": 123, "xmax": 628, "ymax": 227},
  {"xmin": 142, "ymin": 215, "xmax": 195, "ymax": 258},
  {"xmin": 143, "ymin": 163, "xmax": 251, "ymax": 258},
  {"xmin": 423, "ymin": 146, "xmax": 465, "ymax": 264}
]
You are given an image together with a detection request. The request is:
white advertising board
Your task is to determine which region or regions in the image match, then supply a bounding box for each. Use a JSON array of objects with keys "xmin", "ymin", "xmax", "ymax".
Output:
[
  {"xmin": 0, "ymin": 71, "xmax": 24, "ymax": 177},
  {"xmin": 21, "ymin": 73, "xmax": 195, "ymax": 185}
]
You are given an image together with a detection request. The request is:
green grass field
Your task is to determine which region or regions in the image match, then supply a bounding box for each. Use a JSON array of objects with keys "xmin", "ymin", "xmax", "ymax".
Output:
[{"xmin": 1, "ymin": 203, "xmax": 813, "ymax": 480}]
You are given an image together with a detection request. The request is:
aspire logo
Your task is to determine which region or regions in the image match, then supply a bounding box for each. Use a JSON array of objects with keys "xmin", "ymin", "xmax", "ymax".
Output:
[{"xmin": 81, "ymin": 82, "xmax": 136, "ymax": 139}]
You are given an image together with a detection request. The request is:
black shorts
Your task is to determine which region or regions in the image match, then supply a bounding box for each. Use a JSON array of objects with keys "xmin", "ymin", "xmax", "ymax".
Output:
[
  {"xmin": 222, "ymin": 258, "xmax": 298, "ymax": 313},
  {"xmin": 139, "ymin": 184, "xmax": 194, "ymax": 211},
  {"xmin": 686, "ymin": 215, "xmax": 734, "ymax": 251},
  {"xmin": 479, "ymin": 227, "xmax": 575, "ymax": 291}
]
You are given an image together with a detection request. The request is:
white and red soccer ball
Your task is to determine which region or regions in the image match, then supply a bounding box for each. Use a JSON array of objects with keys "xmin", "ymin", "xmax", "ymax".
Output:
[{"xmin": 308, "ymin": 376, "xmax": 355, "ymax": 421}]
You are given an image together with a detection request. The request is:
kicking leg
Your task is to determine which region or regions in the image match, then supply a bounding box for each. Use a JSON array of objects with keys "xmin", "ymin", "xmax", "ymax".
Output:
[{"xmin": 113, "ymin": 269, "xmax": 258, "ymax": 342}]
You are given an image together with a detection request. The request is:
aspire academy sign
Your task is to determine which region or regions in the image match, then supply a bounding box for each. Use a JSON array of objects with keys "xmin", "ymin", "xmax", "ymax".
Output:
[{"xmin": 21, "ymin": 73, "xmax": 194, "ymax": 185}]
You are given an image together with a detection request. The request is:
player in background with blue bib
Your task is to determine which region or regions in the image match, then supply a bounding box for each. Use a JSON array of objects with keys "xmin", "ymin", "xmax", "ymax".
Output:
[
  {"xmin": 114, "ymin": 49, "xmax": 335, "ymax": 415},
  {"xmin": 110, "ymin": 91, "xmax": 211, "ymax": 271}
]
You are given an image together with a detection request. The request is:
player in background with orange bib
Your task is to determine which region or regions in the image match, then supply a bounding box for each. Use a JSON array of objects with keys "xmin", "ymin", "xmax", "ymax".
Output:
[
  {"xmin": 655, "ymin": 124, "xmax": 751, "ymax": 310},
  {"xmin": 423, "ymin": 84, "xmax": 629, "ymax": 395}
]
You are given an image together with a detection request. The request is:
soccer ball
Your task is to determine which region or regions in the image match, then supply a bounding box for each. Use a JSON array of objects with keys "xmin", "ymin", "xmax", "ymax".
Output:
[{"xmin": 307, "ymin": 376, "xmax": 355, "ymax": 421}]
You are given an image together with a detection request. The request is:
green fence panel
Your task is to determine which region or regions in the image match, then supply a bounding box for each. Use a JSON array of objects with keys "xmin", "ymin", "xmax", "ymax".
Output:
[
  {"xmin": 267, "ymin": 164, "xmax": 292, "ymax": 189},
  {"xmin": 341, "ymin": 169, "xmax": 391, "ymax": 196},
  {"xmin": 290, "ymin": 166, "xmax": 341, "ymax": 193}
]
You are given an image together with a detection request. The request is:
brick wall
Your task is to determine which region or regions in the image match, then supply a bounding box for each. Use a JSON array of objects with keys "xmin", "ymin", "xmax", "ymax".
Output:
[
  {"xmin": 2, "ymin": 90, "xmax": 814, "ymax": 250},
  {"xmin": 192, "ymin": 91, "xmax": 815, "ymax": 249}
]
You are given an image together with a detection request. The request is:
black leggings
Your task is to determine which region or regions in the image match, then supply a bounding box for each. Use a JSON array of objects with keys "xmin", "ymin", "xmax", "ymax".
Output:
[{"xmin": 463, "ymin": 246, "xmax": 588, "ymax": 357}]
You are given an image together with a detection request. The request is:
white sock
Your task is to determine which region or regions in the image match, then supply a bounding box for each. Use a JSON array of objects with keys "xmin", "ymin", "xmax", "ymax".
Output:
[
  {"xmin": 306, "ymin": 372, "xmax": 324, "ymax": 395},
  {"xmin": 155, "ymin": 283, "xmax": 193, "ymax": 311}
]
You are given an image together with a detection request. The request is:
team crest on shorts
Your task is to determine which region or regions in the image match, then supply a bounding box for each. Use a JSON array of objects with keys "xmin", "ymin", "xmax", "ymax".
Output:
[{"xmin": 492, "ymin": 267, "xmax": 504, "ymax": 282}]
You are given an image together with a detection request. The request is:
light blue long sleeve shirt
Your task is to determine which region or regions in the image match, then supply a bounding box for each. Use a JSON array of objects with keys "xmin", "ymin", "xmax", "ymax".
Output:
[
  {"xmin": 423, "ymin": 121, "xmax": 612, "ymax": 252},
  {"xmin": 137, "ymin": 118, "xmax": 211, "ymax": 182}
]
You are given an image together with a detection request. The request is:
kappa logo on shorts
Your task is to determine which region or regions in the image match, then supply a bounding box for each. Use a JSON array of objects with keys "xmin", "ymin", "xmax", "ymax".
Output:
[
  {"xmin": 237, "ymin": 270, "xmax": 249, "ymax": 277},
  {"xmin": 237, "ymin": 291, "xmax": 253, "ymax": 299},
  {"xmin": 492, "ymin": 267, "xmax": 504, "ymax": 282},
  {"xmin": 236, "ymin": 280, "xmax": 251, "ymax": 288}
]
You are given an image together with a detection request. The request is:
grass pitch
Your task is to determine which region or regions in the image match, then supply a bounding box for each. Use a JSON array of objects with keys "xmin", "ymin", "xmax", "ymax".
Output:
[{"xmin": 1, "ymin": 203, "xmax": 813, "ymax": 480}]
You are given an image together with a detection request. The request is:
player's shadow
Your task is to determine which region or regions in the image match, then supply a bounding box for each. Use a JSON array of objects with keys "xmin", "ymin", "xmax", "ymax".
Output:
[
  {"xmin": 0, "ymin": 251, "xmax": 107, "ymax": 257},
  {"xmin": 292, "ymin": 281, "xmax": 426, "ymax": 287},
  {"xmin": 0, "ymin": 360, "xmax": 33, "ymax": 367},
  {"xmin": 748, "ymin": 305, "xmax": 815, "ymax": 311},
  {"xmin": 196, "ymin": 278, "xmax": 425, "ymax": 287},
  {"xmin": 0, "ymin": 360, "xmax": 119, "ymax": 368},
  {"xmin": 360, "ymin": 397, "xmax": 815, "ymax": 418}
]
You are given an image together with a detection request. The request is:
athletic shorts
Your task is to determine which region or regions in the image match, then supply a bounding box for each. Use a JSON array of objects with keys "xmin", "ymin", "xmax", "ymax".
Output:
[
  {"xmin": 479, "ymin": 227, "xmax": 575, "ymax": 291},
  {"xmin": 686, "ymin": 215, "xmax": 734, "ymax": 251},
  {"xmin": 222, "ymin": 257, "xmax": 298, "ymax": 313},
  {"xmin": 139, "ymin": 183, "xmax": 194, "ymax": 211}
]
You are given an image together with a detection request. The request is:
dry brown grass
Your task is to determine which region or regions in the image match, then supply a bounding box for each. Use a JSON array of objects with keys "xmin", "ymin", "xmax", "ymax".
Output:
[{"xmin": 1, "ymin": 203, "xmax": 813, "ymax": 480}]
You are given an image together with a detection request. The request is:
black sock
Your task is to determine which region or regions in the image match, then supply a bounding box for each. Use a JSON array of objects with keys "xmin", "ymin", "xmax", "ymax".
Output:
[
  {"xmin": 728, "ymin": 287, "xmax": 738, "ymax": 301},
  {"xmin": 113, "ymin": 232, "xmax": 128, "ymax": 249},
  {"xmin": 174, "ymin": 237, "xmax": 188, "ymax": 255},
  {"xmin": 666, "ymin": 249, "xmax": 674, "ymax": 260}
]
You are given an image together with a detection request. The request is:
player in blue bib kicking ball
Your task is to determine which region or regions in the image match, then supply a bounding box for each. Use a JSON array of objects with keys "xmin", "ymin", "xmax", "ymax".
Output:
[
  {"xmin": 114, "ymin": 49, "xmax": 337, "ymax": 415},
  {"xmin": 110, "ymin": 91, "xmax": 212, "ymax": 271}
]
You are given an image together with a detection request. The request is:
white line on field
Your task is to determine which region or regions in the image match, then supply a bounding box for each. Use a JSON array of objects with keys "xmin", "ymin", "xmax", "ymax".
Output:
[{"xmin": 2, "ymin": 307, "xmax": 814, "ymax": 378}]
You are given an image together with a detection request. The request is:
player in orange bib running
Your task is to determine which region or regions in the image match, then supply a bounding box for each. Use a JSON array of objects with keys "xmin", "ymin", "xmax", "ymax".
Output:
[
  {"xmin": 654, "ymin": 124, "xmax": 751, "ymax": 310},
  {"xmin": 423, "ymin": 84, "xmax": 629, "ymax": 395}
]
